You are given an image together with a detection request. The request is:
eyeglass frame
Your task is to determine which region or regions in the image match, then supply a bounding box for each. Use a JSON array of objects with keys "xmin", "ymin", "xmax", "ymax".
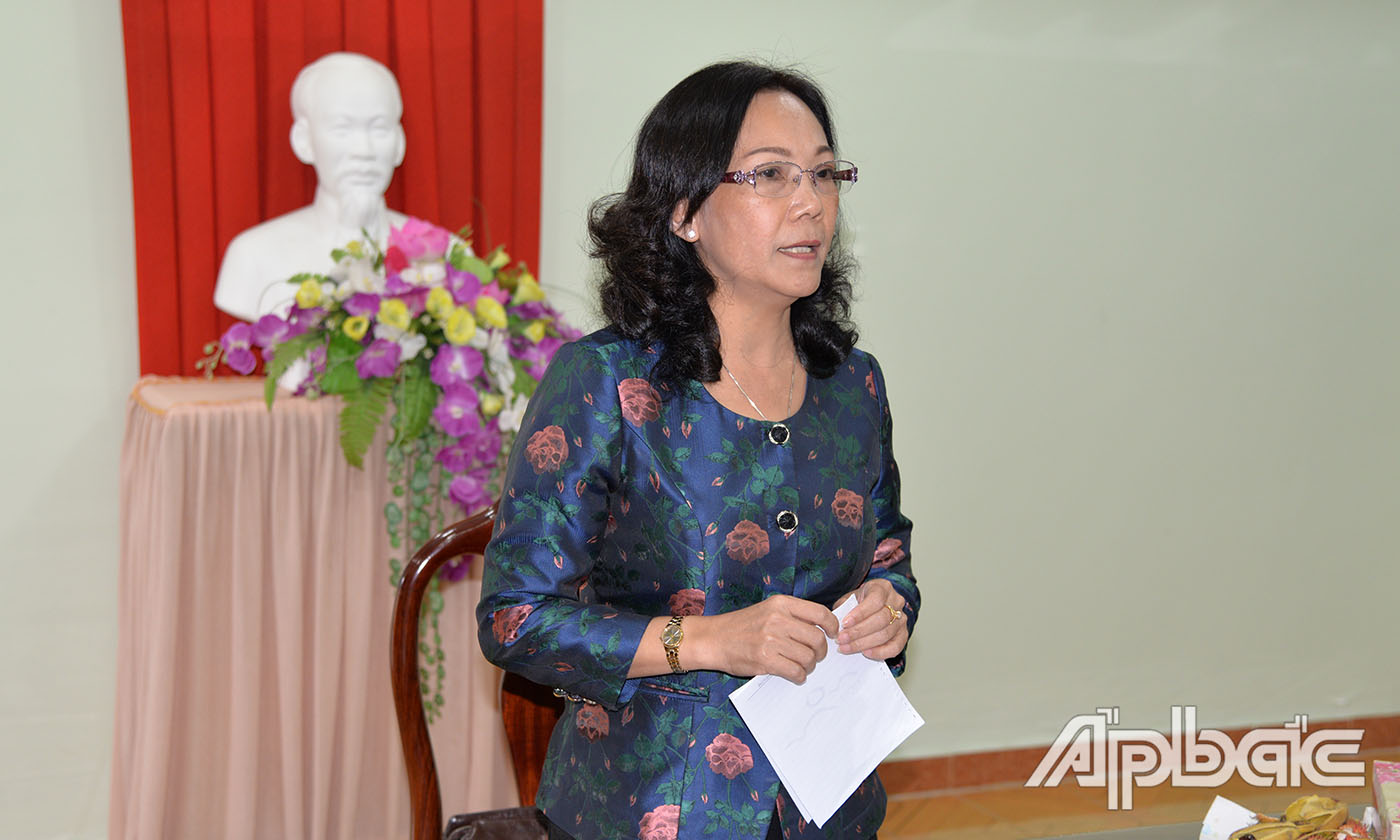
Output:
[{"xmin": 719, "ymin": 159, "xmax": 859, "ymax": 197}]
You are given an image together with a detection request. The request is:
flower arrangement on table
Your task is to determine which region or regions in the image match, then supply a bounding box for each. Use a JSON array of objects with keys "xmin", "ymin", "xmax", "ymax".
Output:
[{"xmin": 201, "ymin": 217, "xmax": 578, "ymax": 719}]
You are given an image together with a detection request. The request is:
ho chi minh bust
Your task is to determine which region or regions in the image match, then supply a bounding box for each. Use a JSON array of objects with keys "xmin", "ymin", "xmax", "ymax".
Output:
[{"xmin": 214, "ymin": 52, "xmax": 409, "ymax": 321}]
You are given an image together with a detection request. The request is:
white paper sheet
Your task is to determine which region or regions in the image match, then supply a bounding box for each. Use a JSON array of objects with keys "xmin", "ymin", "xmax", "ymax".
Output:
[
  {"xmin": 1198, "ymin": 795, "xmax": 1259, "ymax": 840},
  {"xmin": 729, "ymin": 596, "xmax": 924, "ymax": 828}
]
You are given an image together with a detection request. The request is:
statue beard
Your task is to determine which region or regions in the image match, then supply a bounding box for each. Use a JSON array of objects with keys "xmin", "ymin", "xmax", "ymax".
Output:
[{"xmin": 339, "ymin": 188, "xmax": 386, "ymax": 238}]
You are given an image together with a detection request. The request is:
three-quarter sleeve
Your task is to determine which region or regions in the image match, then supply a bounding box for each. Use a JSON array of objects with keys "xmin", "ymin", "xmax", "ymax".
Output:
[
  {"xmin": 864, "ymin": 354, "xmax": 920, "ymax": 676},
  {"xmin": 476, "ymin": 340, "xmax": 651, "ymax": 709}
]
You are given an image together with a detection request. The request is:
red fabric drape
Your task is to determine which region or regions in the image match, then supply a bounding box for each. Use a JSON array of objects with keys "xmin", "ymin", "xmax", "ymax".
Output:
[{"xmin": 122, "ymin": 0, "xmax": 544, "ymax": 375}]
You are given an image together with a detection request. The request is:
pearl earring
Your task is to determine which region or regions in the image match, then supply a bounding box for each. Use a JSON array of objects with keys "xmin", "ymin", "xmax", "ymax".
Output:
[{"xmin": 686, "ymin": 230, "xmax": 697, "ymax": 240}]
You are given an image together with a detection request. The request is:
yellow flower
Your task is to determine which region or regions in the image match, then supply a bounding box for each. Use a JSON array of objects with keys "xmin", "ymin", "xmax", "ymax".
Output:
[
  {"xmin": 444, "ymin": 307, "xmax": 477, "ymax": 345},
  {"xmin": 378, "ymin": 298, "xmax": 411, "ymax": 330},
  {"xmin": 295, "ymin": 278, "xmax": 323, "ymax": 308},
  {"xmin": 522, "ymin": 319, "xmax": 546, "ymax": 343},
  {"xmin": 346, "ymin": 240, "xmax": 364, "ymax": 258},
  {"xmin": 425, "ymin": 287, "xmax": 454, "ymax": 321},
  {"xmin": 488, "ymin": 249, "xmax": 511, "ymax": 270},
  {"xmin": 479, "ymin": 393, "xmax": 504, "ymax": 417},
  {"xmin": 512, "ymin": 271, "xmax": 546, "ymax": 304},
  {"xmin": 342, "ymin": 315, "xmax": 369, "ymax": 341},
  {"xmin": 475, "ymin": 296, "xmax": 507, "ymax": 329}
]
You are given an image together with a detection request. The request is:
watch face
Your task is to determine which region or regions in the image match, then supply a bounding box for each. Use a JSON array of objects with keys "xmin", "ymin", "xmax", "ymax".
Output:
[{"xmin": 662, "ymin": 623, "xmax": 683, "ymax": 646}]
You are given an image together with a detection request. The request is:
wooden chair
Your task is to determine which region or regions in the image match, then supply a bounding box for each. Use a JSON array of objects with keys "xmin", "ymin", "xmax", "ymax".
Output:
[{"xmin": 391, "ymin": 504, "xmax": 564, "ymax": 840}]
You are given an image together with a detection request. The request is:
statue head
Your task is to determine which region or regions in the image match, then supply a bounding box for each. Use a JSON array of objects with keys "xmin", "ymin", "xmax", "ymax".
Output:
[{"xmin": 289, "ymin": 52, "xmax": 406, "ymax": 214}]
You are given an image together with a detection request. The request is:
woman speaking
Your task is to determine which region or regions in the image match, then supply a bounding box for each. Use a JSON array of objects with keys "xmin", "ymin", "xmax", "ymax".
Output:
[{"xmin": 478, "ymin": 60, "xmax": 919, "ymax": 840}]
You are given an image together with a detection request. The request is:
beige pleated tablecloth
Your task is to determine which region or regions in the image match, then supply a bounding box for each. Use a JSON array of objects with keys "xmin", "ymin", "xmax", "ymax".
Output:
[{"xmin": 112, "ymin": 377, "xmax": 517, "ymax": 840}]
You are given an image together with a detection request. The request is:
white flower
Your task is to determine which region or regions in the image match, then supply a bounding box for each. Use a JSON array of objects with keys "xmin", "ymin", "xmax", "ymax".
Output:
[
  {"xmin": 338, "ymin": 258, "xmax": 384, "ymax": 294},
  {"xmin": 374, "ymin": 322, "xmax": 405, "ymax": 342},
  {"xmin": 277, "ymin": 355, "xmax": 311, "ymax": 392},
  {"xmin": 400, "ymin": 262, "xmax": 446, "ymax": 288},
  {"xmin": 397, "ymin": 332, "xmax": 427, "ymax": 361},
  {"xmin": 497, "ymin": 392, "xmax": 530, "ymax": 435},
  {"xmin": 483, "ymin": 328, "xmax": 516, "ymax": 392}
]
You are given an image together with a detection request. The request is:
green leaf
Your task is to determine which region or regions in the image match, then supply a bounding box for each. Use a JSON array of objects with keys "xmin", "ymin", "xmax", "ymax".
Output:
[
  {"xmin": 511, "ymin": 358, "xmax": 539, "ymax": 398},
  {"xmin": 319, "ymin": 360, "xmax": 362, "ymax": 395},
  {"xmin": 338, "ymin": 376, "xmax": 393, "ymax": 468},
  {"xmin": 449, "ymin": 250, "xmax": 493, "ymax": 280},
  {"xmin": 327, "ymin": 331, "xmax": 363, "ymax": 365},
  {"xmin": 394, "ymin": 361, "xmax": 437, "ymax": 444},
  {"xmin": 261, "ymin": 331, "xmax": 323, "ymax": 408}
]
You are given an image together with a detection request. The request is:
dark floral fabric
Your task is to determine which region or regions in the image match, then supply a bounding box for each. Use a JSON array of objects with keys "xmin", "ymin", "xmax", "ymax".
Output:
[{"xmin": 477, "ymin": 329, "xmax": 918, "ymax": 840}]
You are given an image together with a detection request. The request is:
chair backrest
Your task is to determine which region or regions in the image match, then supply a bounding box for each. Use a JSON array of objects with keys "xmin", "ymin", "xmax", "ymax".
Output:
[{"xmin": 390, "ymin": 504, "xmax": 563, "ymax": 840}]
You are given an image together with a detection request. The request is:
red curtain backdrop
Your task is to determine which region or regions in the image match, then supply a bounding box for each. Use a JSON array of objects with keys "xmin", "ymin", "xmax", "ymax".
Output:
[{"xmin": 122, "ymin": 0, "xmax": 544, "ymax": 375}]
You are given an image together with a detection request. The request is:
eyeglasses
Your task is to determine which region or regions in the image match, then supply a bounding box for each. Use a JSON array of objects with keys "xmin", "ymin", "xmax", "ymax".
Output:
[{"xmin": 719, "ymin": 160, "xmax": 858, "ymax": 198}]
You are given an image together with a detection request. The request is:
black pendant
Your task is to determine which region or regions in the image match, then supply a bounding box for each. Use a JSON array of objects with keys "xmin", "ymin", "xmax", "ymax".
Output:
[
  {"xmin": 776, "ymin": 510, "xmax": 798, "ymax": 535},
  {"xmin": 767, "ymin": 423, "xmax": 790, "ymax": 446}
]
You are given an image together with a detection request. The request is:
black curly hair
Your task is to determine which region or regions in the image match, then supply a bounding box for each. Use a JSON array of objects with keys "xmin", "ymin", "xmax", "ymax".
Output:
[{"xmin": 590, "ymin": 60, "xmax": 858, "ymax": 391}]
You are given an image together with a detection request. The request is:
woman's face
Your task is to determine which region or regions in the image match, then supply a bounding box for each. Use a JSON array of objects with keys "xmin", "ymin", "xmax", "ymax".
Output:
[{"xmin": 684, "ymin": 89, "xmax": 839, "ymax": 309}]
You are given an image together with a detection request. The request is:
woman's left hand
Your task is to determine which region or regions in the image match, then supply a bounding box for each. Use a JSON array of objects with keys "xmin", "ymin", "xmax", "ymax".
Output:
[{"xmin": 834, "ymin": 579, "xmax": 909, "ymax": 660}]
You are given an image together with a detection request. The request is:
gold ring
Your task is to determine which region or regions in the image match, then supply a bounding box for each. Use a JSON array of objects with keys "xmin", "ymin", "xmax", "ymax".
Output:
[{"xmin": 885, "ymin": 604, "xmax": 900, "ymax": 624}]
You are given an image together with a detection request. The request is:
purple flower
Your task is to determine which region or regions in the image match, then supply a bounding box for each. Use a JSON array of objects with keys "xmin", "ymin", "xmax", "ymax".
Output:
[
  {"xmin": 396, "ymin": 287, "xmax": 430, "ymax": 317},
  {"xmin": 430, "ymin": 345, "xmax": 484, "ymax": 388},
  {"xmin": 384, "ymin": 271, "xmax": 413, "ymax": 296},
  {"xmin": 355, "ymin": 339, "xmax": 401, "ymax": 379},
  {"xmin": 436, "ymin": 437, "xmax": 475, "ymax": 473},
  {"xmin": 344, "ymin": 293, "xmax": 381, "ymax": 317},
  {"xmin": 433, "ymin": 385, "xmax": 481, "ymax": 437},
  {"xmin": 513, "ymin": 334, "xmax": 564, "ymax": 380},
  {"xmin": 446, "ymin": 265, "xmax": 481, "ymax": 305},
  {"xmin": 220, "ymin": 323, "xmax": 257, "ymax": 374},
  {"xmin": 472, "ymin": 426, "xmax": 503, "ymax": 464},
  {"xmin": 287, "ymin": 306, "xmax": 325, "ymax": 337},
  {"xmin": 441, "ymin": 556, "xmax": 471, "ymax": 582},
  {"xmin": 306, "ymin": 343, "xmax": 327, "ymax": 377},
  {"xmin": 448, "ymin": 468, "xmax": 493, "ymax": 513},
  {"xmin": 251, "ymin": 314, "xmax": 290, "ymax": 349},
  {"xmin": 510, "ymin": 301, "xmax": 550, "ymax": 320}
]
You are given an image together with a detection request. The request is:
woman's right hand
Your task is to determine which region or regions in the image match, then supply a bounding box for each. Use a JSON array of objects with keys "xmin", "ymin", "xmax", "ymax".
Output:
[{"xmin": 694, "ymin": 595, "xmax": 840, "ymax": 684}]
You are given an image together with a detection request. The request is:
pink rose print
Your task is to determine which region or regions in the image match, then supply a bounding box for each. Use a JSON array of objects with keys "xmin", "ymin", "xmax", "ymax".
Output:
[
  {"xmin": 618, "ymin": 378, "xmax": 662, "ymax": 426},
  {"xmin": 705, "ymin": 732, "xmax": 754, "ymax": 779},
  {"xmin": 491, "ymin": 604, "xmax": 533, "ymax": 645},
  {"xmin": 668, "ymin": 588, "xmax": 705, "ymax": 616},
  {"xmin": 724, "ymin": 520, "xmax": 770, "ymax": 565},
  {"xmin": 524, "ymin": 425, "xmax": 568, "ymax": 474},
  {"xmin": 1378, "ymin": 762, "xmax": 1400, "ymax": 784},
  {"xmin": 575, "ymin": 704, "xmax": 609, "ymax": 741},
  {"xmin": 872, "ymin": 538, "xmax": 906, "ymax": 569},
  {"xmin": 832, "ymin": 488, "xmax": 864, "ymax": 528},
  {"xmin": 638, "ymin": 803, "xmax": 679, "ymax": 840}
]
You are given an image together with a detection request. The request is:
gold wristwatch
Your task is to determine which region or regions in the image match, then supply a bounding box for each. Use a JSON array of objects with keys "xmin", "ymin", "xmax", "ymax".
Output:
[{"xmin": 661, "ymin": 615, "xmax": 685, "ymax": 674}]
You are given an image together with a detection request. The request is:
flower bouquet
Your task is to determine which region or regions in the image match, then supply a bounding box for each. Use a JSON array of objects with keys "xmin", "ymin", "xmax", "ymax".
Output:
[{"xmin": 201, "ymin": 217, "xmax": 577, "ymax": 719}]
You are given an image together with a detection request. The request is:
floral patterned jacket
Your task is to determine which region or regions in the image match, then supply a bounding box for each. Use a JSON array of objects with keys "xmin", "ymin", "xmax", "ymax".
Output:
[{"xmin": 477, "ymin": 329, "xmax": 918, "ymax": 840}]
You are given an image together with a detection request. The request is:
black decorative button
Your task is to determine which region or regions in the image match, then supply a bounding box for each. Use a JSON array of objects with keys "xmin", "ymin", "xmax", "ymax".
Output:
[
  {"xmin": 767, "ymin": 423, "xmax": 790, "ymax": 446},
  {"xmin": 776, "ymin": 510, "xmax": 798, "ymax": 534}
]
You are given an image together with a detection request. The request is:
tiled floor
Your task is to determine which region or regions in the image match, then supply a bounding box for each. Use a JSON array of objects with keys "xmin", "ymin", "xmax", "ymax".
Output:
[{"xmin": 882, "ymin": 750, "xmax": 1395, "ymax": 839}]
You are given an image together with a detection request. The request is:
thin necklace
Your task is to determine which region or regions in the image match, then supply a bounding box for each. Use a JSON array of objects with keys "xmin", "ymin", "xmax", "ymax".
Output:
[{"xmin": 723, "ymin": 358, "xmax": 796, "ymax": 446}]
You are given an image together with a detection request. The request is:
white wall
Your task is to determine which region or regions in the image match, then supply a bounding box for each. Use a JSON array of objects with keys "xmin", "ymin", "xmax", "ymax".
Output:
[
  {"xmin": 2, "ymin": 7, "xmax": 1396, "ymax": 837},
  {"xmin": 0, "ymin": 1, "xmax": 135, "ymax": 837},
  {"xmin": 540, "ymin": 1, "xmax": 1400, "ymax": 760}
]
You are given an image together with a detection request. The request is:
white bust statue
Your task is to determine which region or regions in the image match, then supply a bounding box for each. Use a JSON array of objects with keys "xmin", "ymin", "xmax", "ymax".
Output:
[{"xmin": 214, "ymin": 52, "xmax": 409, "ymax": 321}]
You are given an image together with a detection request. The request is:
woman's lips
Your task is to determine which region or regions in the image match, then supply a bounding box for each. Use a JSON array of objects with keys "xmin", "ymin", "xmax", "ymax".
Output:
[{"xmin": 777, "ymin": 240, "xmax": 821, "ymax": 258}]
